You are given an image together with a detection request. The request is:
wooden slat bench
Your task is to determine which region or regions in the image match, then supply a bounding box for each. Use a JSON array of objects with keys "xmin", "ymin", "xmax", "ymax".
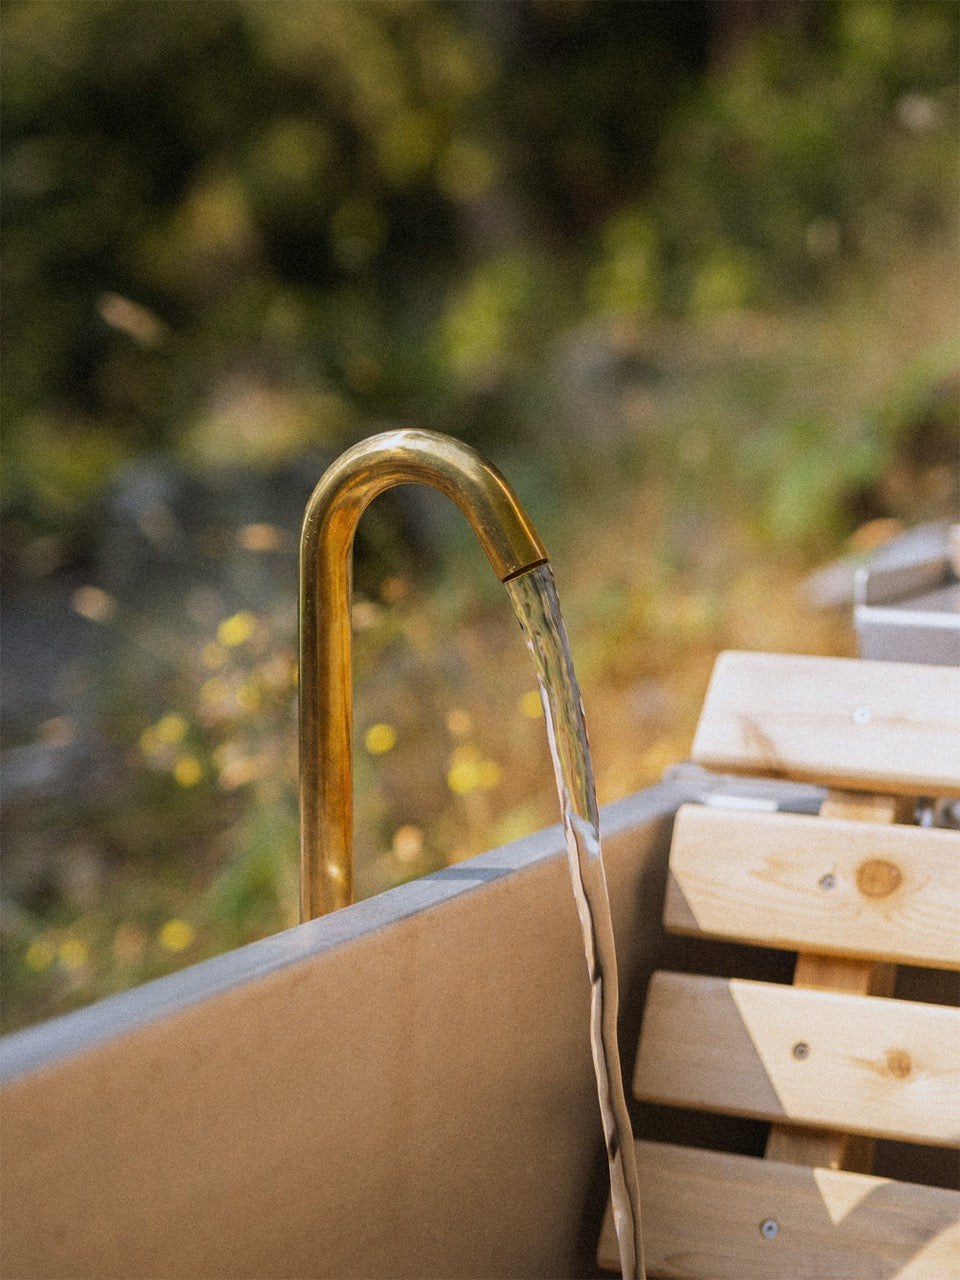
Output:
[{"xmin": 599, "ymin": 652, "xmax": 960, "ymax": 1279}]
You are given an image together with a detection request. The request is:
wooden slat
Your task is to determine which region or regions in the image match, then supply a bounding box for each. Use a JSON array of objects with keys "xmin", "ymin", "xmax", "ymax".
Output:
[
  {"xmin": 818, "ymin": 790, "xmax": 916, "ymax": 823},
  {"xmin": 785, "ymin": 952, "xmax": 896, "ymax": 996},
  {"xmin": 764, "ymin": 789, "xmax": 902, "ymax": 1172},
  {"xmin": 769, "ymin": 941, "xmax": 894, "ymax": 1171},
  {"xmin": 633, "ymin": 972, "xmax": 960, "ymax": 1147},
  {"xmin": 597, "ymin": 1141, "xmax": 960, "ymax": 1278},
  {"xmin": 762, "ymin": 1124, "xmax": 878, "ymax": 1174},
  {"xmin": 690, "ymin": 651, "xmax": 960, "ymax": 797},
  {"xmin": 664, "ymin": 804, "xmax": 960, "ymax": 969}
]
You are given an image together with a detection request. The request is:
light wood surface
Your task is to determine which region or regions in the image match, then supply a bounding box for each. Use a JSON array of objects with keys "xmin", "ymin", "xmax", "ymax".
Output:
[
  {"xmin": 783, "ymin": 952, "xmax": 896, "ymax": 996},
  {"xmin": 601, "ymin": 653, "xmax": 960, "ymax": 1275},
  {"xmin": 691, "ymin": 651, "xmax": 960, "ymax": 797},
  {"xmin": 818, "ymin": 790, "xmax": 916, "ymax": 823},
  {"xmin": 664, "ymin": 804, "xmax": 960, "ymax": 969},
  {"xmin": 765, "ymin": 943, "xmax": 895, "ymax": 1171},
  {"xmin": 764, "ymin": 787, "xmax": 908, "ymax": 1171},
  {"xmin": 762, "ymin": 1124, "xmax": 879, "ymax": 1173},
  {"xmin": 633, "ymin": 972, "xmax": 960, "ymax": 1147},
  {"xmin": 597, "ymin": 1141, "xmax": 960, "ymax": 1279}
]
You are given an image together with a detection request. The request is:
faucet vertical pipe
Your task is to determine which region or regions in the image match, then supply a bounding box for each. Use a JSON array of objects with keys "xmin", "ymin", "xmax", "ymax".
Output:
[{"xmin": 299, "ymin": 429, "xmax": 548, "ymax": 921}]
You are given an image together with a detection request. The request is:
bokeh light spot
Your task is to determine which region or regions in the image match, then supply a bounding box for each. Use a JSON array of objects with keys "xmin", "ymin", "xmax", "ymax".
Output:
[
  {"xmin": 173, "ymin": 755, "xmax": 204, "ymax": 787},
  {"xmin": 364, "ymin": 722, "xmax": 397, "ymax": 755},
  {"xmin": 159, "ymin": 919, "xmax": 195, "ymax": 952},
  {"xmin": 154, "ymin": 713, "xmax": 189, "ymax": 744},
  {"xmin": 217, "ymin": 611, "xmax": 256, "ymax": 647},
  {"xmin": 392, "ymin": 824, "xmax": 424, "ymax": 863},
  {"xmin": 447, "ymin": 744, "xmax": 502, "ymax": 794},
  {"xmin": 25, "ymin": 938, "xmax": 56, "ymax": 972},
  {"xmin": 72, "ymin": 585, "xmax": 116, "ymax": 623}
]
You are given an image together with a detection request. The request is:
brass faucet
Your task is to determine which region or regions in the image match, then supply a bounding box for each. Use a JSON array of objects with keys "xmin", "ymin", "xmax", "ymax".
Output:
[{"xmin": 299, "ymin": 428, "xmax": 548, "ymax": 920}]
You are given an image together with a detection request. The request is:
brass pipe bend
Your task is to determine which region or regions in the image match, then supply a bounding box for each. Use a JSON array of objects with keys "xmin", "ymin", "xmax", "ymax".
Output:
[{"xmin": 299, "ymin": 428, "xmax": 548, "ymax": 920}]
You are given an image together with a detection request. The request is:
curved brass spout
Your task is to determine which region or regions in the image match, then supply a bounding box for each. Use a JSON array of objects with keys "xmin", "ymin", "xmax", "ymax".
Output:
[{"xmin": 299, "ymin": 428, "xmax": 548, "ymax": 920}]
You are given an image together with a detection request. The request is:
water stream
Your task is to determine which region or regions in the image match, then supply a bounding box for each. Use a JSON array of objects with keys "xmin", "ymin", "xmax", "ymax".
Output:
[{"xmin": 506, "ymin": 564, "xmax": 645, "ymax": 1280}]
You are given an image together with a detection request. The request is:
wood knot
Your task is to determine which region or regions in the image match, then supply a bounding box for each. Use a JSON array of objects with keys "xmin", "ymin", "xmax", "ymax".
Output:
[
  {"xmin": 856, "ymin": 858, "xmax": 902, "ymax": 899},
  {"xmin": 885, "ymin": 1049, "xmax": 912, "ymax": 1080}
]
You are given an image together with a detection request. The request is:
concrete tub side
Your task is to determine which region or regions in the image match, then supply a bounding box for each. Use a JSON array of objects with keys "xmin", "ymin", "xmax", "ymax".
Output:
[{"xmin": 0, "ymin": 781, "xmax": 690, "ymax": 1280}]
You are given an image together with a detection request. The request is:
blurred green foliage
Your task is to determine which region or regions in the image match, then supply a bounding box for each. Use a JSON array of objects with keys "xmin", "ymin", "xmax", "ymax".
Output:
[
  {"xmin": 1, "ymin": 0, "xmax": 958, "ymax": 1031},
  {"xmin": 4, "ymin": 0, "xmax": 955, "ymax": 526}
]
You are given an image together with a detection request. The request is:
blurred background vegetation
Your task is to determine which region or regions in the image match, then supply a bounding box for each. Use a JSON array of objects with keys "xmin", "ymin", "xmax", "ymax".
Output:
[{"xmin": 2, "ymin": 0, "xmax": 957, "ymax": 1032}]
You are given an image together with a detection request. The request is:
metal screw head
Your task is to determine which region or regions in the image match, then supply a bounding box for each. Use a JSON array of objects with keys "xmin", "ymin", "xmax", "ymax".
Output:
[
  {"xmin": 792, "ymin": 1041, "xmax": 810, "ymax": 1060},
  {"xmin": 818, "ymin": 873, "xmax": 836, "ymax": 891},
  {"xmin": 760, "ymin": 1218, "xmax": 779, "ymax": 1239}
]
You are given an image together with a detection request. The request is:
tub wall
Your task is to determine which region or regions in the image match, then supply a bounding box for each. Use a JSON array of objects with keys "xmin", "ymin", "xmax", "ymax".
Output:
[{"xmin": 1, "ymin": 784, "xmax": 683, "ymax": 1280}]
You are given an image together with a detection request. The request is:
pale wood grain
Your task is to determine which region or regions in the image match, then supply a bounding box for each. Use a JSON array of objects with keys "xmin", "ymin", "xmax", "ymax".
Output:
[
  {"xmin": 765, "ymin": 789, "xmax": 909, "ymax": 1170},
  {"xmin": 765, "ymin": 934, "xmax": 892, "ymax": 1170},
  {"xmin": 789, "ymin": 952, "xmax": 897, "ymax": 996},
  {"xmin": 607, "ymin": 652, "xmax": 960, "ymax": 1275},
  {"xmin": 763, "ymin": 1124, "xmax": 878, "ymax": 1173},
  {"xmin": 818, "ymin": 791, "xmax": 917, "ymax": 823},
  {"xmin": 633, "ymin": 972, "xmax": 960, "ymax": 1147},
  {"xmin": 690, "ymin": 652, "xmax": 960, "ymax": 797},
  {"xmin": 597, "ymin": 1141, "xmax": 960, "ymax": 1278},
  {"xmin": 664, "ymin": 804, "xmax": 960, "ymax": 969}
]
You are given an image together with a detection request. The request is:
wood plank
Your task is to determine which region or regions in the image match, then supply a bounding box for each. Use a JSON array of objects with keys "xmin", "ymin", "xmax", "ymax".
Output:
[
  {"xmin": 633, "ymin": 972, "xmax": 960, "ymax": 1147},
  {"xmin": 765, "ymin": 789, "xmax": 904, "ymax": 1171},
  {"xmin": 664, "ymin": 805, "xmax": 960, "ymax": 969},
  {"xmin": 769, "ymin": 964, "xmax": 892, "ymax": 1171},
  {"xmin": 690, "ymin": 652, "xmax": 960, "ymax": 797},
  {"xmin": 818, "ymin": 791, "xmax": 916, "ymax": 823},
  {"xmin": 762, "ymin": 1124, "xmax": 877, "ymax": 1173},
  {"xmin": 597, "ymin": 1141, "xmax": 960, "ymax": 1278},
  {"xmin": 788, "ymin": 953, "xmax": 896, "ymax": 996}
]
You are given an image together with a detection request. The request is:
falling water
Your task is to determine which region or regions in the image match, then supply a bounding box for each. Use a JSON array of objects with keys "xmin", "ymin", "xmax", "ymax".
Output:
[{"xmin": 506, "ymin": 563, "xmax": 645, "ymax": 1280}]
